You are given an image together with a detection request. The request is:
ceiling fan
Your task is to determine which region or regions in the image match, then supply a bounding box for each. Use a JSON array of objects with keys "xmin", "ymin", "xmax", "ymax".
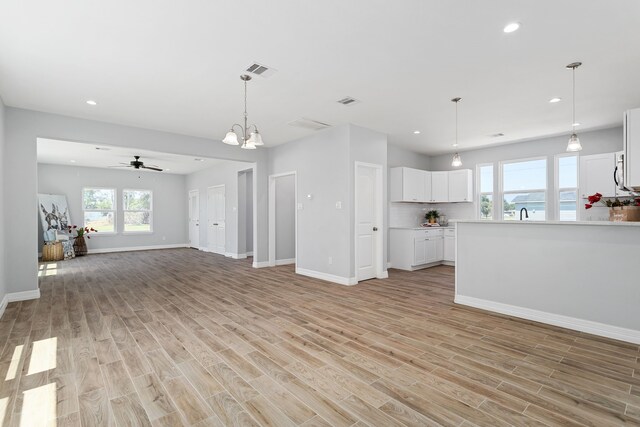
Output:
[{"xmin": 110, "ymin": 155, "xmax": 163, "ymax": 172}]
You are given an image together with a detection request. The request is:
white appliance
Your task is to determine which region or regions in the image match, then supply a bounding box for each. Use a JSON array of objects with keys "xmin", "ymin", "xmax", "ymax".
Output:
[{"xmin": 619, "ymin": 108, "xmax": 640, "ymax": 192}]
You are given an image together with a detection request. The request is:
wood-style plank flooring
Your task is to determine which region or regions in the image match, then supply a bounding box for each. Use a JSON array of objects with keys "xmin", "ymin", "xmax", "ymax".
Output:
[{"xmin": 1, "ymin": 248, "xmax": 639, "ymax": 426}]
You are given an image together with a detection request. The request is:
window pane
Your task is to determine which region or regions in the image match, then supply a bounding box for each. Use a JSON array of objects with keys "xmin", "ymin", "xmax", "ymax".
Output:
[
  {"xmin": 479, "ymin": 165, "xmax": 493, "ymax": 193},
  {"xmin": 559, "ymin": 190, "xmax": 577, "ymax": 221},
  {"xmin": 124, "ymin": 212, "xmax": 151, "ymax": 232},
  {"xmin": 480, "ymin": 194, "xmax": 493, "ymax": 220},
  {"xmin": 503, "ymin": 192, "xmax": 546, "ymax": 221},
  {"xmin": 123, "ymin": 190, "xmax": 151, "ymax": 211},
  {"xmin": 84, "ymin": 211, "xmax": 115, "ymax": 232},
  {"xmin": 503, "ymin": 159, "xmax": 546, "ymax": 191},
  {"xmin": 558, "ymin": 156, "xmax": 578, "ymax": 188},
  {"xmin": 83, "ymin": 189, "xmax": 114, "ymax": 210}
]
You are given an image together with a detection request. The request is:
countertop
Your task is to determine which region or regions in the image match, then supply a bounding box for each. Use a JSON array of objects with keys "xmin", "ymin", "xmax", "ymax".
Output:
[
  {"xmin": 389, "ymin": 226, "xmax": 455, "ymax": 230},
  {"xmin": 455, "ymin": 220, "xmax": 640, "ymax": 227}
]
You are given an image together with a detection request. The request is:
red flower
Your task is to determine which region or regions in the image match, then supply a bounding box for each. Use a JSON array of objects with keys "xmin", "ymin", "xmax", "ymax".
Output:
[
  {"xmin": 90, "ymin": 228, "xmax": 95, "ymax": 231},
  {"xmin": 585, "ymin": 204, "xmax": 593, "ymax": 210},
  {"xmin": 73, "ymin": 225, "xmax": 77, "ymax": 228},
  {"xmin": 87, "ymin": 236, "xmax": 90, "ymax": 239}
]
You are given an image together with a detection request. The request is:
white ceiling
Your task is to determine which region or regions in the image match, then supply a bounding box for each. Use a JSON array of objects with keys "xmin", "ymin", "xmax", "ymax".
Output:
[
  {"xmin": 36, "ymin": 138, "xmax": 236, "ymax": 174},
  {"xmin": 2, "ymin": 1, "xmax": 640, "ymax": 155}
]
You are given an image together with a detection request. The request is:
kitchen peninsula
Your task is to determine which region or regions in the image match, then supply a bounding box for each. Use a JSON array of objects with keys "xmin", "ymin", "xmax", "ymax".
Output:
[{"xmin": 454, "ymin": 220, "xmax": 640, "ymax": 344}]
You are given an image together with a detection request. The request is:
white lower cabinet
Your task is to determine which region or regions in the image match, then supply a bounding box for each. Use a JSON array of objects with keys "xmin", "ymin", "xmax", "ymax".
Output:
[{"xmin": 391, "ymin": 228, "xmax": 450, "ymax": 270}]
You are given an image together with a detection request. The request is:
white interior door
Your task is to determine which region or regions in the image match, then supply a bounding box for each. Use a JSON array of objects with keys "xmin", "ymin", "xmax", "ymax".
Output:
[
  {"xmin": 356, "ymin": 163, "xmax": 382, "ymax": 281},
  {"xmin": 207, "ymin": 185, "xmax": 226, "ymax": 255},
  {"xmin": 188, "ymin": 190, "xmax": 200, "ymax": 249}
]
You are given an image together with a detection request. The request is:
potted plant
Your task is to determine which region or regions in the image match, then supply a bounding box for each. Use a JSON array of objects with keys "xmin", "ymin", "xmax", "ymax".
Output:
[
  {"xmin": 67, "ymin": 225, "xmax": 97, "ymax": 256},
  {"xmin": 425, "ymin": 209, "xmax": 440, "ymax": 224},
  {"xmin": 584, "ymin": 193, "xmax": 640, "ymax": 222}
]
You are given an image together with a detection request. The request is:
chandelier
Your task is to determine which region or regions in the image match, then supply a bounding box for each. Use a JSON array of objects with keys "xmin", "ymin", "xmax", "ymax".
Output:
[
  {"xmin": 222, "ymin": 75, "xmax": 264, "ymax": 149},
  {"xmin": 566, "ymin": 62, "xmax": 582, "ymax": 152},
  {"xmin": 451, "ymin": 97, "xmax": 462, "ymax": 167}
]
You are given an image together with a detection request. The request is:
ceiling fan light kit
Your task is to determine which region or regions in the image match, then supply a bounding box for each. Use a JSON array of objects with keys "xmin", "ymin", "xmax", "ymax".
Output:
[{"xmin": 223, "ymin": 74, "xmax": 264, "ymax": 149}]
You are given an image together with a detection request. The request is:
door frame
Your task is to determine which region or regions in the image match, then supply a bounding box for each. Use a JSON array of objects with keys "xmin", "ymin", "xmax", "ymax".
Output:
[
  {"xmin": 354, "ymin": 161, "xmax": 385, "ymax": 282},
  {"xmin": 188, "ymin": 189, "xmax": 200, "ymax": 249},
  {"xmin": 207, "ymin": 184, "xmax": 226, "ymax": 255},
  {"xmin": 268, "ymin": 171, "xmax": 297, "ymax": 267}
]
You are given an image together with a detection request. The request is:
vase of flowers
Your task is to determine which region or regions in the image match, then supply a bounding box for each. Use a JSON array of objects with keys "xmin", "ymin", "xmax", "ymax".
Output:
[
  {"xmin": 584, "ymin": 193, "xmax": 640, "ymax": 222},
  {"xmin": 67, "ymin": 225, "xmax": 97, "ymax": 256}
]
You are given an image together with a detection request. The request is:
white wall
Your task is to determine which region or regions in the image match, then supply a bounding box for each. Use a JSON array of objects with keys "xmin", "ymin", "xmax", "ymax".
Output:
[
  {"xmin": 37, "ymin": 164, "xmax": 187, "ymax": 251},
  {"xmin": 185, "ymin": 160, "xmax": 254, "ymax": 256},
  {"xmin": 274, "ymin": 174, "xmax": 296, "ymax": 262},
  {"xmin": 0, "ymin": 97, "xmax": 6, "ymax": 303},
  {"xmin": 4, "ymin": 108, "xmax": 268, "ymax": 295},
  {"xmin": 429, "ymin": 127, "xmax": 623, "ymax": 221}
]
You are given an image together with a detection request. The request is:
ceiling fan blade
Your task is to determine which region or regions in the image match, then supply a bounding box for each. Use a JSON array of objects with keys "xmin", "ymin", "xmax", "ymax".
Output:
[
  {"xmin": 141, "ymin": 165, "xmax": 163, "ymax": 171},
  {"xmin": 108, "ymin": 165, "xmax": 132, "ymax": 168}
]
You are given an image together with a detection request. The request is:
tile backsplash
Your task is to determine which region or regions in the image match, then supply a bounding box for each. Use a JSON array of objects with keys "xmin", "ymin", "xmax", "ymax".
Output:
[{"xmin": 389, "ymin": 203, "xmax": 430, "ymax": 227}]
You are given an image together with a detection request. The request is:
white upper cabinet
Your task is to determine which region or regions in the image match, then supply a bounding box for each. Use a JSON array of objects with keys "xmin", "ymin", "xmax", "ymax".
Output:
[
  {"xmin": 390, "ymin": 167, "xmax": 426, "ymax": 202},
  {"xmin": 579, "ymin": 153, "xmax": 616, "ymax": 198},
  {"xmin": 448, "ymin": 169, "xmax": 473, "ymax": 202},
  {"xmin": 431, "ymin": 172, "xmax": 449, "ymax": 202},
  {"xmin": 424, "ymin": 171, "xmax": 432, "ymax": 203}
]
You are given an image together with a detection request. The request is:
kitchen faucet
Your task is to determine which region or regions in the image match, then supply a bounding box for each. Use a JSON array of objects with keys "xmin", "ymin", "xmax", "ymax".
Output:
[{"xmin": 520, "ymin": 207, "xmax": 529, "ymax": 221}]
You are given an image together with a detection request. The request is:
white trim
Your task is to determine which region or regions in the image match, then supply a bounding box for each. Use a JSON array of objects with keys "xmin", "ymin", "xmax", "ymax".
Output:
[
  {"xmin": 296, "ymin": 268, "xmax": 357, "ymax": 286},
  {"xmin": 455, "ymin": 295, "xmax": 640, "ymax": 345},
  {"xmin": 198, "ymin": 246, "xmax": 207, "ymax": 251},
  {"xmin": 247, "ymin": 251, "xmax": 254, "ymax": 256},
  {"xmin": 225, "ymin": 252, "xmax": 247, "ymax": 259},
  {"xmin": 207, "ymin": 184, "xmax": 226, "ymax": 255},
  {"xmin": 354, "ymin": 161, "xmax": 384, "ymax": 283},
  {"xmin": 123, "ymin": 188, "xmax": 153, "ymax": 233},
  {"xmin": 377, "ymin": 270, "xmax": 389, "ymax": 279},
  {"xmin": 188, "ymin": 189, "xmax": 200, "ymax": 249},
  {"xmin": 275, "ymin": 258, "xmax": 295, "ymax": 266},
  {"xmin": 268, "ymin": 171, "xmax": 297, "ymax": 268},
  {"xmin": 82, "ymin": 187, "xmax": 117, "ymax": 233},
  {"xmin": 88, "ymin": 243, "xmax": 189, "ymax": 254},
  {"xmin": 252, "ymin": 261, "xmax": 270, "ymax": 268},
  {"xmin": 0, "ymin": 289, "xmax": 41, "ymax": 319}
]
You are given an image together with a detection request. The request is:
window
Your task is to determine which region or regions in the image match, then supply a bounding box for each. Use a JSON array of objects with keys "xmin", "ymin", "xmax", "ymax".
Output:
[
  {"xmin": 82, "ymin": 188, "xmax": 116, "ymax": 233},
  {"xmin": 557, "ymin": 155, "xmax": 578, "ymax": 221},
  {"xmin": 123, "ymin": 189, "xmax": 153, "ymax": 232},
  {"xmin": 478, "ymin": 164, "xmax": 493, "ymax": 220},
  {"xmin": 502, "ymin": 158, "xmax": 547, "ymax": 221}
]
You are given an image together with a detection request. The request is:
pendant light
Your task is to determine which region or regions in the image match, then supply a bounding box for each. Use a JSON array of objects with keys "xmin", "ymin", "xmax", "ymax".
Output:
[
  {"xmin": 566, "ymin": 62, "xmax": 582, "ymax": 152},
  {"xmin": 222, "ymin": 75, "xmax": 264, "ymax": 149},
  {"xmin": 451, "ymin": 97, "xmax": 462, "ymax": 167}
]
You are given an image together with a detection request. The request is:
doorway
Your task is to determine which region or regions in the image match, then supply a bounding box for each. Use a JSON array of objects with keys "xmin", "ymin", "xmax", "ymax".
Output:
[
  {"xmin": 268, "ymin": 172, "xmax": 297, "ymax": 266},
  {"xmin": 207, "ymin": 185, "xmax": 226, "ymax": 255},
  {"xmin": 188, "ymin": 190, "xmax": 200, "ymax": 249},
  {"xmin": 237, "ymin": 169, "xmax": 254, "ymax": 259},
  {"xmin": 355, "ymin": 162, "xmax": 384, "ymax": 282}
]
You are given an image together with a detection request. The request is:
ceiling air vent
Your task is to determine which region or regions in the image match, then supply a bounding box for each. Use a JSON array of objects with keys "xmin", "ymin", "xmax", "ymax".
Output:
[
  {"xmin": 245, "ymin": 62, "xmax": 277, "ymax": 78},
  {"xmin": 337, "ymin": 96, "xmax": 360, "ymax": 106},
  {"xmin": 491, "ymin": 133, "xmax": 505, "ymax": 138},
  {"xmin": 288, "ymin": 118, "xmax": 331, "ymax": 131}
]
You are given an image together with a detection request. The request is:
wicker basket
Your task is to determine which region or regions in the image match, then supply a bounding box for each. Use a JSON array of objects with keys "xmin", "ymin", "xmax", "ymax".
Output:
[
  {"xmin": 609, "ymin": 206, "xmax": 640, "ymax": 222},
  {"xmin": 42, "ymin": 242, "xmax": 64, "ymax": 261}
]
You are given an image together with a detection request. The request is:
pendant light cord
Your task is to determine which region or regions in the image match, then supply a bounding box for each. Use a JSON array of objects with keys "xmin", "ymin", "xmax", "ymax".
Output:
[
  {"xmin": 572, "ymin": 66, "xmax": 576, "ymax": 133},
  {"xmin": 455, "ymin": 100, "xmax": 458, "ymax": 148}
]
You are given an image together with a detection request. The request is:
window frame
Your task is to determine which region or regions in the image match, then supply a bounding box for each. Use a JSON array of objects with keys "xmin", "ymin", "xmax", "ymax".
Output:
[
  {"xmin": 499, "ymin": 156, "xmax": 548, "ymax": 221},
  {"xmin": 81, "ymin": 187, "xmax": 117, "ymax": 234},
  {"xmin": 122, "ymin": 188, "xmax": 154, "ymax": 234},
  {"xmin": 555, "ymin": 153, "xmax": 579, "ymax": 222},
  {"xmin": 477, "ymin": 163, "xmax": 494, "ymax": 220}
]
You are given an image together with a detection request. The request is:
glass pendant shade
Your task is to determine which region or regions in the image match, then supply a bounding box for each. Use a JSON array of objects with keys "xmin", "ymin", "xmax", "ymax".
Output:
[
  {"xmin": 222, "ymin": 131, "xmax": 239, "ymax": 145},
  {"xmin": 241, "ymin": 139, "xmax": 257, "ymax": 150},
  {"xmin": 451, "ymin": 152, "xmax": 462, "ymax": 167},
  {"xmin": 252, "ymin": 131, "xmax": 264, "ymax": 146},
  {"xmin": 566, "ymin": 133, "xmax": 582, "ymax": 152}
]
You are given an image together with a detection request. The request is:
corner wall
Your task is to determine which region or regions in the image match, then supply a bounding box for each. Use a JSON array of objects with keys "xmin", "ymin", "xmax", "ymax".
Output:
[{"xmin": 0, "ymin": 96, "xmax": 6, "ymax": 308}]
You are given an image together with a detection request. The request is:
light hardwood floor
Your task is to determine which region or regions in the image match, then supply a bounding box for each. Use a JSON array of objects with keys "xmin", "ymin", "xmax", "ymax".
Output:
[{"xmin": 1, "ymin": 248, "xmax": 639, "ymax": 426}]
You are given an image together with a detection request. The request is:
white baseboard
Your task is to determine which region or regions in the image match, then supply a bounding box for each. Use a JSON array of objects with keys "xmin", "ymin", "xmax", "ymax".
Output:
[
  {"xmin": 225, "ymin": 253, "xmax": 248, "ymax": 259},
  {"xmin": 0, "ymin": 289, "xmax": 41, "ymax": 320},
  {"xmin": 89, "ymin": 244, "xmax": 189, "ymax": 254},
  {"xmin": 247, "ymin": 251, "xmax": 254, "ymax": 256},
  {"xmin": 377, "ymin": 270, "xmax": 389, "ymax": 279},
  {"xmin": 275, "ymin": 258, "xmax": 295, "ymax": 266},
  {"xmin": 198, "ymin": 246, "xmax": 207, "ymax": 251},
  {"xmin": 252, "ymin": 261, "xmax": 270, "ymax": 268},
  {"xmin": 455, "ymin": 295, "xmax": 640, "ymax": 345},
  {"xmin": 296, "ymin": 268, "xmax": 357, "ymax": 286},
  {"xmin": 387, "ymin": 262, "xmax": 392, "ymax": 269}
]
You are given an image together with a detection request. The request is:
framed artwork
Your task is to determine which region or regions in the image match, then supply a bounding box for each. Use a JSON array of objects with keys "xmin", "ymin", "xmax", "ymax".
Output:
[{"xmin": 38, "ymin": 194, "xmax": 71, "ymax": 232}]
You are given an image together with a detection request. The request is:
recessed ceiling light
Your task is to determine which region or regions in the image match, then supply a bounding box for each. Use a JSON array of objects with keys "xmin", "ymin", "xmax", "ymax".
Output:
[
  {"xmin": 194, "ymin": 158, "xmax": 204, "ymax": 162},
  {"xmin": 86, "ymin": 100, "xmax": 97, "ymax": 106},
  {"xmin": 573, "ymin": 122, "xmax": 581, "ymax": 127},
  {"xmin": 165, "ymin": 168, "xmax": 171, "ymax": 171},
  {"xmin": 95, "ymin": 147, "xmax": 110, "ymax": 151},
  {"xmin": 503, "ymin": 22, "xmax": 521, "ymax": 33},
  {"xmin": 549, "ymin": 97, "xmax": 562, "ymax": 103},
  {"xmin": 413, "ymin": 130, "xmax": 421, "ymax": 134},
  {"xmin": 70, "ymin": 159, "xmax": 76, "ymax": 163}
]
